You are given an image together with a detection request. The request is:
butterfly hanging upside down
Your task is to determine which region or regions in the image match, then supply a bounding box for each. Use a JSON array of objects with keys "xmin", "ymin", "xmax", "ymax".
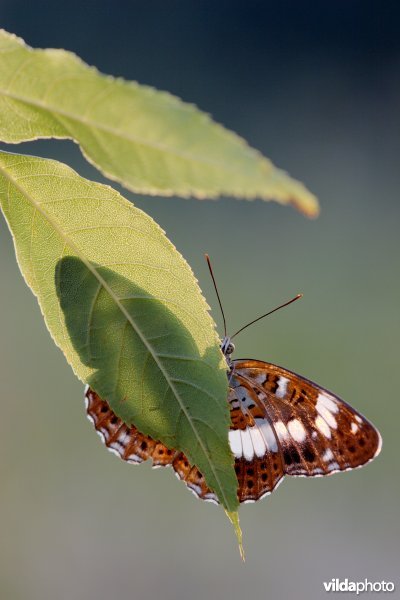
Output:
[{"xmin": 85, "ymin": 259, "xmax": 382, "ymax": 505}]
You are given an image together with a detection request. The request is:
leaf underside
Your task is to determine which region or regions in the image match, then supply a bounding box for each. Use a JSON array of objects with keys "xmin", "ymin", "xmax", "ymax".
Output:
[
  {"xmin": 0, "ymin": 29, "xmax": 318, "ymax": 217},
  {"xmin": 0, "ymin": 150, "xmax": 239, "ymax": 513}
]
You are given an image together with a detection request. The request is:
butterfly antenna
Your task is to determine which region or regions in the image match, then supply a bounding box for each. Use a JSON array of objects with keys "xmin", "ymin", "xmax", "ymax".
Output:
[
  {"xmin": 205, "ymin": 254, "xmax": 227, "ymax": 337},
  {"xmin": 231, "ymin": 294, "xmax": 303, "ymax": 340}
]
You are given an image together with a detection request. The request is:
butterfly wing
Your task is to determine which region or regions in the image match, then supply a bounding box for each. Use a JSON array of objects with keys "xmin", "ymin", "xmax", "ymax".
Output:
[
  {"xmin": 85, "ymin": 387, "xmax": 219, "ymax": 503},
  {"xmin": 85, "ymin": 385, "xmax": 282, "ymax": 504},
  {"xmin": 230, "ymin": 359, "xmax": 382, "ymax": 483},
  {"xmin": 85, "ymin": 356, "xmax": 382, "ymax": 506}
]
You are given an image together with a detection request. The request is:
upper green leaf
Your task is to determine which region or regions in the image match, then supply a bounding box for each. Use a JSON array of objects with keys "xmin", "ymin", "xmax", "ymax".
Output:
[
  {"xmin": 0, "ymin": 150, "xmax": 238, "ymax": 512},
  {"xmin": 0, "ymin": 30, "xmax": 318, "ymax": 217}
]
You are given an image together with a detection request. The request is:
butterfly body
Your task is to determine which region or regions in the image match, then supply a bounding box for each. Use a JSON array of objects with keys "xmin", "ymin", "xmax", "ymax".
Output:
[{"xmin": 85, "ymin": 354, "xmax": 381, "ymax": 504}]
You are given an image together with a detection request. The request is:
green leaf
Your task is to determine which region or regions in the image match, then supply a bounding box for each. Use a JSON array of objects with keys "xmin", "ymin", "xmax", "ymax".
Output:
[
  {"xmin": 0, "ymin": 30, "xmax": 318, "ymax": 217},
  {"xmin": 226, "ymin": 510, "xmax": 245, "ymax": 561},
  {"xmin": 0, "ymin": 150, "xmax": 239, "ymax": 513}
]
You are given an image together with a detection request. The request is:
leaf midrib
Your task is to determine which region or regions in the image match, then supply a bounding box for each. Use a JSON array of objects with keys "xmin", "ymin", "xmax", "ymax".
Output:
[
  {"xmin": 0, "ymin": 88, "xmax": 260, "ymax": 175},
  {"xmin": 0, "ymin": 157, "xmax": 231, "ymax": 508}
]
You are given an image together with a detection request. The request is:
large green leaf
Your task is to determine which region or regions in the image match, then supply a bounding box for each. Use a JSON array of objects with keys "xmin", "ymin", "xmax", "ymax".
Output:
[
  {"xmin": 0, "ymin": 30, "xmax": 318, "ymax": 217},
  {"xmin": 0, "ymin": 150, "xmax": 238, "ymax": 513}
]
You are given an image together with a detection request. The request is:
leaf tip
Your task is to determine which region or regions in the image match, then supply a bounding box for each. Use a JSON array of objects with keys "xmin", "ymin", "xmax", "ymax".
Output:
[
  {"xmin": 289, "ymin": 191, "xmax": 320, "ymax": 219},
  {"xmin": 226, "ymin": 510, "xmax": 245, "ymax": 562}
]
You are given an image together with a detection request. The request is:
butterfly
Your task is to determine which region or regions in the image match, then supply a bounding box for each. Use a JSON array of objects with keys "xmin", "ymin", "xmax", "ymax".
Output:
[{"xmin": 85, "ymin": 257, "xmax": 382, "ymax": 504}]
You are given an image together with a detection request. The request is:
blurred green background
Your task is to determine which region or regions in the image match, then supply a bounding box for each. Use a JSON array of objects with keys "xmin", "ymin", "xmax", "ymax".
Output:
[{"xmin": 0, "ymin": 2, "xmax": 399, "ymax": 599}]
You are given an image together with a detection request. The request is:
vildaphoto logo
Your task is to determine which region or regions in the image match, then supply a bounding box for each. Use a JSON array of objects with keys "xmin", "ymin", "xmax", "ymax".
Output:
[{"xmin": 323, "ymin": 579, "xmax": 395, "ymax": 594}]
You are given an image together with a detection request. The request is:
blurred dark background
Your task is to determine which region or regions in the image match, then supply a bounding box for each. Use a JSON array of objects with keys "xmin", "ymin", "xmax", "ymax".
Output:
[{"xmin": 1, "ymin": 2, "xmax": 399, "ymax": 599}]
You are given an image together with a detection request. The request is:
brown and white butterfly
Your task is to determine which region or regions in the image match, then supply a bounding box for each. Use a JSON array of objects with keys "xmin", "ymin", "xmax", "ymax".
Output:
[{"xmin": 84, "ymin": 258, "xmax": 381, "ymax": 504}]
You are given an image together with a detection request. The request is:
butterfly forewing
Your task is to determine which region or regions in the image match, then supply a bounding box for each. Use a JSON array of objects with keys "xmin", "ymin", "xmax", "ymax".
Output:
[
  {"xmin": 85, "ymin": 356, "xmax": 381, "ymax": 505},
  {"xmin": 231, "ymin": 359, "xmax": 381, "ymax": 479}
]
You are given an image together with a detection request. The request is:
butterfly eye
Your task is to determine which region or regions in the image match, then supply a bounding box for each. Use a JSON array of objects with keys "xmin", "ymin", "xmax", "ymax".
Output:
[{"xmin": 226, "ymin": 342, "xmax": 235, "ymax": 355}]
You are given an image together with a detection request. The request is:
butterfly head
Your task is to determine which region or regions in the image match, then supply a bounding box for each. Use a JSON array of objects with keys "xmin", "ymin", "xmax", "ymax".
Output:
[{"xmin": 221, "ymin": 336, "xmax": 235, "ymax": 366}]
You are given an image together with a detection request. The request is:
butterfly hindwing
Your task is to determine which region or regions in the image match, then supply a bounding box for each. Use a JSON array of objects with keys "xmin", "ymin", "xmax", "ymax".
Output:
[
  {"xmin": 227, "ymin": 376, "xmax": 285, "ymax": 501},
  {"xmin": 85, "ymin": 388, "xmax": 219, "ymax": 503}
]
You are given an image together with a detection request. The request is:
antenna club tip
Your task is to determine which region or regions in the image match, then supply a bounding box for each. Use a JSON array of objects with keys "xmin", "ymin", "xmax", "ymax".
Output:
[{"xmin": 297, "ymin": 293, "xmax": 303, "ymax": 299}]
